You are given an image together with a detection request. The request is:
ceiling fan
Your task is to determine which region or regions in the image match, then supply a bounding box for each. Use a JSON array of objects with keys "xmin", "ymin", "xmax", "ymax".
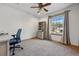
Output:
[{"xmin": 31, "ymin": 3, "xmax": 51, "ymax": 13}]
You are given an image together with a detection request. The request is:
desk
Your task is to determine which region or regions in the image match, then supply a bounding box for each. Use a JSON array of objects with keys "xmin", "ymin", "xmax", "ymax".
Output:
[{"xmin": 0, "ymin": 35, "xmax": 11, "ymax": 56}]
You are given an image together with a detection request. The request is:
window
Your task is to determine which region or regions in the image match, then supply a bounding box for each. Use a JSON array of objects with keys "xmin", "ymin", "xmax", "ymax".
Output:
[{"xmin": 49, "ymin": 15, "xmax": 64, "ymax": 35}]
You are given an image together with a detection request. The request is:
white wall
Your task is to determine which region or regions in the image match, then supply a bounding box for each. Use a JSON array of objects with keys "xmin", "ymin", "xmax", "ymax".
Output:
[
  {"xmin": 0, "ymin": 4, "xmax": 39, "ymax": 40},
  {"xmin": 39, "ymin": 4, "xmax": 79, "ymax": 46},
  {"xmin": 68, "ymin": 4, "xmax": 79, "ymax": 46}
]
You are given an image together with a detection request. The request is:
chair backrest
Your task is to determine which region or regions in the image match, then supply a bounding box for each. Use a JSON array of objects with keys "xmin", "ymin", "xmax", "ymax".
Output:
[{"xmin": 16, "ymin": 28, "xmax": 22, "ymax": 42}]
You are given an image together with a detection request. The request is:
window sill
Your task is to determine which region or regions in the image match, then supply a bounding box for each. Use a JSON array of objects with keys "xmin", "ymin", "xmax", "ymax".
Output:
[{"xmin": 50, "ymin": 33, "xmax": 63, "ymax": 36}]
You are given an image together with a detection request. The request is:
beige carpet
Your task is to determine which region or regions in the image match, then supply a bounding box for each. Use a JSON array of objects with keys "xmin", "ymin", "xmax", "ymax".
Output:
[{"xmin": 14, "ymin": 39, "xmax": 79, "ymax": 56}]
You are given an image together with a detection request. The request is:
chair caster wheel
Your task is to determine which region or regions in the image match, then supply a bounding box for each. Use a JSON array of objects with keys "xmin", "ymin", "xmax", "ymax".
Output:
[
  {"xmin": 12, "ymin": 53, "xmax": 15, "ymax": 55},
  {"xmin": 21, "ymin": 47, "xmax": 23, "ymax": 50}
]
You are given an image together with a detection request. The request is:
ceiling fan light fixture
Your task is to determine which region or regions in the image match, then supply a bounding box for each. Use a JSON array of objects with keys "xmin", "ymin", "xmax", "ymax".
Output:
[{"xmin": 38, "ymin": 12, "xmax": 41, "ymax": 15}]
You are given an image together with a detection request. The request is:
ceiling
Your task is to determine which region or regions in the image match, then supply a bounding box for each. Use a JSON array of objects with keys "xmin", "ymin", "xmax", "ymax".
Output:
[{"xmin": 4, "ymin": 3, "xmax": 72, "ymax": 18}]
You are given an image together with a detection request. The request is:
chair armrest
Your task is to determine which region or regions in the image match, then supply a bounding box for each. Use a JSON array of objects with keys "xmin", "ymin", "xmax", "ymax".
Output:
[{"xmin": 11, "ymin": 34, "xmax": 16, "ymax": 38}]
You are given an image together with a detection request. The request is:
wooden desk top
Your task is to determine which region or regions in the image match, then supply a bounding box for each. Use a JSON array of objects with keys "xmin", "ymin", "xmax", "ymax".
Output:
[{"xmin": 0, "ymin": 35, "xmax": 11, "ymax": 42}]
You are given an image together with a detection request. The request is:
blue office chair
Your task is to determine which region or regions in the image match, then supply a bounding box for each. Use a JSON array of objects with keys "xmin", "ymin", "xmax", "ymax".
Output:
[{"xmin": 9, "ymin": 28, "xmax": 23, "ymax": 55}]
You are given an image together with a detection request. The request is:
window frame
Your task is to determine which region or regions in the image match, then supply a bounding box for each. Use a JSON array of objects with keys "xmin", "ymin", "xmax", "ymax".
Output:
[{"xmin": 48, "ymin": 13, "xmax": 64, "ymax": 36}]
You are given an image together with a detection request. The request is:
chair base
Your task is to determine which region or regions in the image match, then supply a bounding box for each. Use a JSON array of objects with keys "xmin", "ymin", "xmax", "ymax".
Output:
[{"xmin": 10, "ymin": 45, "xmax": 23, "ymax": 56}]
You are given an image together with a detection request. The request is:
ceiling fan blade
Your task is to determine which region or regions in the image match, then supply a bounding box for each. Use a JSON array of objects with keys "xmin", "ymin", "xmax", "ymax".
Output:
[
  {"xmin": 42, "ymin": 3, "xmax": 51, "ymax": 7},
  {"xmin": 31, "ymin": 6, "xmax": 39, "ymax": 8},
  {"xmin": 43, "ymin": 8, "xmax": 48, "ymax": 12}
]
